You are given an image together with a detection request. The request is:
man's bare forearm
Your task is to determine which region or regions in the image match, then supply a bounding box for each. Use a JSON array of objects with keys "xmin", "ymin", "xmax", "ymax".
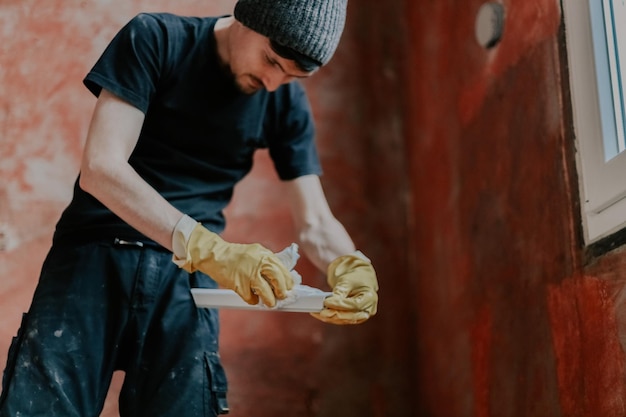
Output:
[
  {"xmin": 79, "ymin": 89, "xmax": 183, "ymax": 251},
  {"xmin": 80, "ymin": 160, "xmax": 183, "ymax": 251},
  {"xmin": 284, "ymin": 174, "xmax": 356, "ymax": 272}
]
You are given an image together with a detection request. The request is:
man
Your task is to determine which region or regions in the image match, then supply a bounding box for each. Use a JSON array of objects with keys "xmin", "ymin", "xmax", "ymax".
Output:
[{"xmin": 0, "ymin": 0, "xmax": 378, "ymax": 415}]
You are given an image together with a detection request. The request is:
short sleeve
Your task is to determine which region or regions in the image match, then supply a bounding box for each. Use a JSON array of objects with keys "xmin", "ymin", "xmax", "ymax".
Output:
[
  {"xmin": 83, "ymin": 13, "xmax": 166, "ymax": 113},
  {"xmin": 268, "ymin": 82, "xmax": 323, "ymax": 180}
]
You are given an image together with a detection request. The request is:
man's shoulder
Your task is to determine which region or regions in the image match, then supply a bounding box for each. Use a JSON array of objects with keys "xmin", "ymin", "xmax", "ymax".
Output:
[
  {"xmin": 121, "ymin": 12, "xmax": 219, "ymax": 66},
  {"xmin": 128, "ymin": 12, "xmax": 217, "ymax": 32}
]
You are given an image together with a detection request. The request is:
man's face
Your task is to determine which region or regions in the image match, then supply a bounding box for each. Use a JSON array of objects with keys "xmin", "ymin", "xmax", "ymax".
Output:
[{"xmin": 227, "ymin": 23, "xmax": 316, "ymax": 94}]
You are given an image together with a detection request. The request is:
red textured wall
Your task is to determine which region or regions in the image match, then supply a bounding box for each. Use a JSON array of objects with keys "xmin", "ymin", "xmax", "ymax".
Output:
[
  {"xmin": 403, "ymin": 0, "xmax": 626, "ymax": 416},
  {"xmin": 4, "ymin": 0, "xmax": 626, "ymax": 416}
]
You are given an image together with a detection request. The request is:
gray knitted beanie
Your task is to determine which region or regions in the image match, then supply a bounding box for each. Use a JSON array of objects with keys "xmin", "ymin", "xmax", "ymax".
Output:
[{"xmin": 234, "ymin": 0, "xmax": 347, "ymax": 66}]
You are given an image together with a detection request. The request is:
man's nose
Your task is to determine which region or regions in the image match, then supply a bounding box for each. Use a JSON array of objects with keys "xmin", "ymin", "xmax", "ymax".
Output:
[{"xmin": 262, "ymin": 70, "xmax": 290, "ymax": 92}]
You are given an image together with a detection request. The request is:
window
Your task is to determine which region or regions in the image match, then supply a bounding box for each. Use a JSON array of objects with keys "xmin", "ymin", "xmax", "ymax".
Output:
[{"xmin": 564, "ymin": 0, "xmax": 626, "ymax": 244}]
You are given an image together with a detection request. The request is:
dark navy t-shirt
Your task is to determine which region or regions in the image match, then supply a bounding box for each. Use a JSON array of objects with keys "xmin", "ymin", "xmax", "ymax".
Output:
[{"xmin": 54, "ymin": 13, "xmax": 322, "ymax": 243}]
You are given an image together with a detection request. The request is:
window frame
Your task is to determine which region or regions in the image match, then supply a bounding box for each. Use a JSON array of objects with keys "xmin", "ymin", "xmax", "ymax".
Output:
[{"xmin": 563, "ymin": 0, "xmax": 626, "ymax": 244}]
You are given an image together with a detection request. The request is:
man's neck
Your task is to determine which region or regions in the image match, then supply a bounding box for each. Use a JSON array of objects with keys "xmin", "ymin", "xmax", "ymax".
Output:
[{"xmin": 214, "ymin": 16, "xmax": 235, "ymax": 68}]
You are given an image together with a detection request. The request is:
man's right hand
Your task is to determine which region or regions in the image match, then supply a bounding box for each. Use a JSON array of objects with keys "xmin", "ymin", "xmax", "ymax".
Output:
[{"xmin": 177, "ymin": 224, "xmax": 294, "ymax": 307}]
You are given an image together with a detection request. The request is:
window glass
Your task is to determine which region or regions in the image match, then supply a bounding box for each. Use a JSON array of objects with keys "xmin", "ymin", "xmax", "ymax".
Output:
[{"xmin": 590, "ymin": 0, "xmax": 626, "ymax": 161}]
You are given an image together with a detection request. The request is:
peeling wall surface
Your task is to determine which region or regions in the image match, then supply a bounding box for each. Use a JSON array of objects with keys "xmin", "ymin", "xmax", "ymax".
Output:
[{"xmin": 3, "ymin": 0, "xmax": 626, "ymax": 416}]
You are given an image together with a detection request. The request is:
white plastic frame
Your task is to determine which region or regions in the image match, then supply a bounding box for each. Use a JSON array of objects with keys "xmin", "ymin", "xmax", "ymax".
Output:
[{"xmin": 563, "ymin": 0, "xmax": 626, "ymax": 243}]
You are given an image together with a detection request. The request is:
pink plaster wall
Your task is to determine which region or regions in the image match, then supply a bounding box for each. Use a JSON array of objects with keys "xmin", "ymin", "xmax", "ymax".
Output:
[{"xmin": 0, "ymin": 1, "xmax": 412, "ymax": 416}]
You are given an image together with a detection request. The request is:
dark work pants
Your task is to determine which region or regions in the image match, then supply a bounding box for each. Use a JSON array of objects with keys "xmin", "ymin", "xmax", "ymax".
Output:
[{"xmin": 0, "ymin": 239, "xmax": 229, "ymax": 416}]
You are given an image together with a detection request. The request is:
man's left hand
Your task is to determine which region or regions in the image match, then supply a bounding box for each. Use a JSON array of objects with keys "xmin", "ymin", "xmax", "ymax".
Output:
[{"xmin": 311, "ymin": 253, "xmax": 379, "ymax": 325}]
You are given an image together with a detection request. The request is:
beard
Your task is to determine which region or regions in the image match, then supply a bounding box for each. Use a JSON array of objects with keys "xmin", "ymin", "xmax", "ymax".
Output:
[
  {"xmin": 220, "ymin": 62, "xmax": 263, "ymax": 94},
  {"xmin": 234, "ymin": 74, "xmax": 264, "ymax": 94}
]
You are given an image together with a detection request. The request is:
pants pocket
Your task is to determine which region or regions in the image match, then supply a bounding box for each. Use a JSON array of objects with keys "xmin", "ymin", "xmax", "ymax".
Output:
[
  {"xmin": 0, "ymin": 313, "xmax": 28, "ymax": 407},
  {"xmin": 204, "ymin": 351, "xmax": 229, "ymax": 415}
]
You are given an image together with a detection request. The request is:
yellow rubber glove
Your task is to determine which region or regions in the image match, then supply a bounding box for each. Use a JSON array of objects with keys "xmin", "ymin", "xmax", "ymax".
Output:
[
  {"xmin": 311, "ymin": 253, "xmax": 379, "ymax": 325},
  {"xmin": 178, "ymin": 224, "xmax": 294, "ymax": 307}
]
